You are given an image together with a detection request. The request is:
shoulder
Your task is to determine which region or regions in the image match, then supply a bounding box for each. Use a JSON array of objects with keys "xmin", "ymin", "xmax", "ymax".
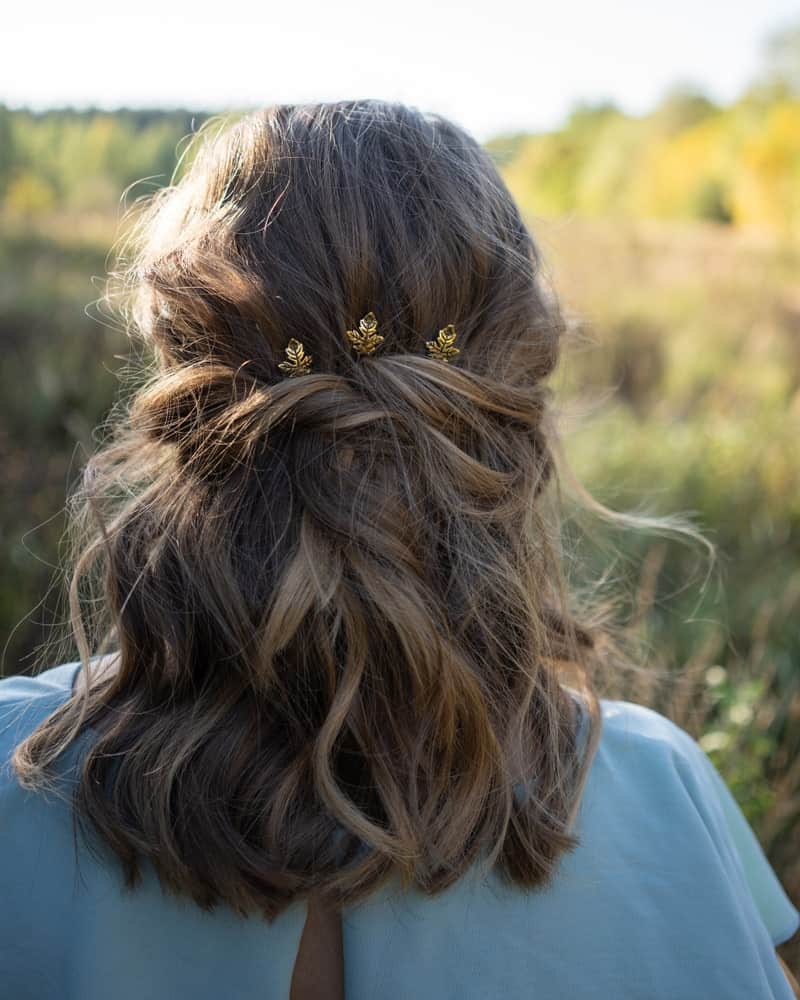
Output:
[
  {"xmin": 0, "ymin": 661, "xmax": 81, "ymax": 703},
  {"xmin": 598, "ymin": 697, "xmax": 701, "ymax": 758},
  {"xmin": 591, "ymin": 697, "xmax": 716, "ymax": 803},
  {"xmin": 0, "ymin": 661, "xmax": 81, "ymax": 758},
  {"xmin": 595, "ymin": 700, "xmax": 800, "ymax": 949},
  {"xmin": 591, "ymin": 698, "xmax": 738, "ymax": 850}
]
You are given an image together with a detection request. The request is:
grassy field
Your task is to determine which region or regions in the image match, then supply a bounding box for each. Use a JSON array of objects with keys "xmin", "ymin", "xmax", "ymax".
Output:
[
  {"xmin": 2, "ymin": 208, "xmax": 799, "ymax": 969},
  {"xmin": 538, "ymin": 215, "xmax": 800, "ymax": 970}
]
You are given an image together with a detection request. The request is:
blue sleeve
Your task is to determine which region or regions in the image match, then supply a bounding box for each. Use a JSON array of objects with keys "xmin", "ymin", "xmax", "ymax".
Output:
[
  {"xmin": 0, "ymin": 662, "xmax": 81, "ymax": 766},
  {"xmin": 703, "ymin": 753, "xmax": 799, "ymax": 946},
  {"xmin": 675, "ymin": 727, "xmax": 799, "ymax": 948}
]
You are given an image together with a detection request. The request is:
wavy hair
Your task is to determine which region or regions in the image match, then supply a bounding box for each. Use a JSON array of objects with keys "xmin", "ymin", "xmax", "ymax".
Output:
[{"xmin": 12, "ymin": 100, "xmax": 712, "ymax": 919}]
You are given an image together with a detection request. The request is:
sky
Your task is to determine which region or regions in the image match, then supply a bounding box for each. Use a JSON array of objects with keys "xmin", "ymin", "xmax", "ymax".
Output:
[{"xmin": 3, "ymin": 0, "xmax": 798, "ymax": 141}]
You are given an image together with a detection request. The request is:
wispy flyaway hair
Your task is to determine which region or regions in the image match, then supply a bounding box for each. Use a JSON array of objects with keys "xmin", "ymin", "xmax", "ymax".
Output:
[{"xmin": 12, "ymin": 100, "xmax": 712, "ymax": 920}]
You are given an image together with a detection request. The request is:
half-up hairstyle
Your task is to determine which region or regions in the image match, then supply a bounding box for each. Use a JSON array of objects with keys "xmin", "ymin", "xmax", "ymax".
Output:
[{"xmin": 12, "ymin": 100, "xmax": 710, "ymax": 919}]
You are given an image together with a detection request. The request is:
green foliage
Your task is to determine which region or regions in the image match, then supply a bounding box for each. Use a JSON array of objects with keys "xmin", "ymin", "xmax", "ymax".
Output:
[
  {"xmin": 650, "ymin": 84, "xmax": 720, "ymax": 135},
  {"xmin": 0, "ymin": 106, "xmax": 210, "ymax": 216},
  {"xmin": 699, "ymin": 669, "xmax": 776, "ymax": 826},
  {"xmin": 494, "ymin": 89, "xmax": 800, "ymax": 236},
  {"xmin": 0, "ymin": 220, "xmax": 121, "ymax": 672},
  {"xmin": 689, "ymin": 176, "xmax": 733, "ymax": 223}
]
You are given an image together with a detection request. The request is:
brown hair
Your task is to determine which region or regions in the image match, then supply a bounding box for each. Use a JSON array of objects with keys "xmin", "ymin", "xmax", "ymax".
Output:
[{"xmin": 12, "ymin": 100, "xmax": 711, "ymax": 919}]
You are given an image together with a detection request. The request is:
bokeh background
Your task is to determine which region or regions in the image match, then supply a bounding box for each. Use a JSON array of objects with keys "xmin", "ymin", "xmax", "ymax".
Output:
[{"xmin": 2, "ymin": 1, "xmax": 800, "ymax": 973}]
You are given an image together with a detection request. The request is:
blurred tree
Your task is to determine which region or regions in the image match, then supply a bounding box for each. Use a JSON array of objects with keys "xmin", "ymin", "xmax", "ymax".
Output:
[
  {"xmin": 0, "ymin": 105, "xmax": 14, "ymax": 197},
  {"xmin": 744, "ymin": 20, "xmax": 800, "ymax": 102},
  {"xmin": 731, "ymin": 102, "xmax": 800, "ymax": 236},
  {"xmin": 5, "ymin": 173, "xmax": 56, "ymax": 216},
  {"xmin": 1, "ymin": 108, "xmax": 209, "ymax": 214},
  {"xmin": 564, "ymin": 99, "xmax": 621, "ymax": 134},
  {"xmin": 651, "ymin": 83, "xmax": 719, "ymax": 136},
  {"xmin": 763, "ymin": 21, "xmax": 800, "ymax": 97},
  {"xmin": 484, "ymin": 132, "xmax": 531, "ymax": 168},
  {"xmin": 631, "ymin": 113, "xmax": 734, "ymax": 224}
]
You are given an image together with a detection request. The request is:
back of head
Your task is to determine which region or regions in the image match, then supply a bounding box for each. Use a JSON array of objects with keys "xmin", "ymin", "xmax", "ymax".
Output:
[{"xmin": 14, "ymin": 100, "xmax": 606, "ymax": 919}]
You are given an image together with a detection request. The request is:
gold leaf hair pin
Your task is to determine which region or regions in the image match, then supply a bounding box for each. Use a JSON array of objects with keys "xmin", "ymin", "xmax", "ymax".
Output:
[
  {"xmin": 276, "ymin": 314, "xmax": 459, "ymax": 377},
  {"xmin": 345, "ymin": 311, "xmax": 384, "ymax": 356},
  {"xmin": 277, "ymin": 337, "xmax": 313, "ymax": 377},
  {"xmin": 425, "ymin": 324, "xmax": 460, "ymax": 362}
]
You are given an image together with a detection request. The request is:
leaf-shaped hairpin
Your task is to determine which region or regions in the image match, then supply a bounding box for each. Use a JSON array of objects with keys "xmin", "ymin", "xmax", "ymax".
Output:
[
  {"xmin": 345, "ymin": 312, "xmax": 385, "ymax": 356},
  {"xmin": 277, "ymin": 337, "xmax": 313, "ymax": 376},
  {"xmin": 425, "ymin": 324, "xmax": 460, "ymax": 362},
  {"xmin": 276, "ymin": 315, "xmax": 459, "ymax": 378}
]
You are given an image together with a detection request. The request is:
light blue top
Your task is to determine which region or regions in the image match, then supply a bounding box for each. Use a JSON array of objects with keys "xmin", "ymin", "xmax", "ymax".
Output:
[{"xmin": 0, "ymin": 660, "xmax": 797, "ymax": 999}]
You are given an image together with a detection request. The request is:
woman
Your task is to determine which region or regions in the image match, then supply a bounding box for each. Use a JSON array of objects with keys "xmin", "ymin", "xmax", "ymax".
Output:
[{"xmin": 1, "ymin": 100, "xmax": 797, "ymax": 999}]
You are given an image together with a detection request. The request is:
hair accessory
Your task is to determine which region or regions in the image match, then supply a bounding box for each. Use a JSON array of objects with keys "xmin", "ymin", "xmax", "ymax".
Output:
[
  {"xmin": 425, "ymin": 324, "xmax": 460, "ymax": 362},
  {"xmin": 277, "ymin": 316, "xmax": 460, "ymax": 377},
  {"xmin": 345, "ymin": 312, "xmax": 384, "ymax": 356},
  {"xmin": 277, "ymin": 337, "xmax": 313, "ymax": 377}
]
